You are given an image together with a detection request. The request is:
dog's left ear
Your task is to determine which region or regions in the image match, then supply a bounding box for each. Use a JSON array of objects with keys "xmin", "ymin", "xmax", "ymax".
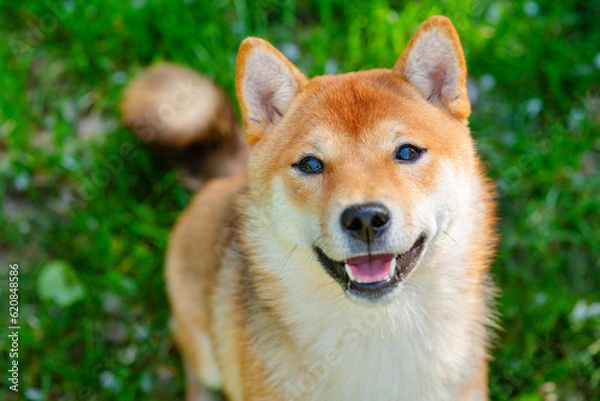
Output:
[
  {"xmin": 236, "ymin": 38, "xmax": 308, "ymax": 146},
  {"xmin": 394, "ymin": 16, "xmax": 470, "ymax": 121}
]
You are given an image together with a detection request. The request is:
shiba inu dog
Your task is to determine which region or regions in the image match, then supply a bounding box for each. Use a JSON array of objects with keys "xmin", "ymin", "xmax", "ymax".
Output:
[{"xmin": 122, "ymin": 15, "xmax": 498, "ymax": 401}]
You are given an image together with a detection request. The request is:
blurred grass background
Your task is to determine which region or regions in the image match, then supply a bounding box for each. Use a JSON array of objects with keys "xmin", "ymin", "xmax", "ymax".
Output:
[{"xmin": 1, "ymin": 0, "xmax": 599, "ymax": 400}]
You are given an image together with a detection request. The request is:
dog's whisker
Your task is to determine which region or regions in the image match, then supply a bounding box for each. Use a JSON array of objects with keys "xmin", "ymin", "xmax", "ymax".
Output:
[
  {"xmin": 279, "ymin": 244, "xmax": 299, "ymax": 274},
  {"xmin": 330, "ymin": 289, "xmax": 347, "ymax": 304},
  {"xmin": 443, "ymin": 229, "xmax": 459, "ymax": 246},
  {"xmin": 311, "ymin": 234, "xmax": 326, "ymax": 248}
]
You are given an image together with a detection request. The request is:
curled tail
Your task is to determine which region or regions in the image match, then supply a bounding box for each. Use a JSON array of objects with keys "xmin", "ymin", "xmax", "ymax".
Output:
[{"xmin": 120, "ymin": 63, "xmax": 248, "ymax": 189}]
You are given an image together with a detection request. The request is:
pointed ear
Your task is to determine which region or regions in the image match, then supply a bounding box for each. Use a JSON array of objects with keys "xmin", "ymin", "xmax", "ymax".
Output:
[
  {"xmin": 394, "ymin": 16, "xmax": 470, "ymax": 121},
  {"xmin": 236, "ymin": 38, "xmax": 307, "ymax": 146}
]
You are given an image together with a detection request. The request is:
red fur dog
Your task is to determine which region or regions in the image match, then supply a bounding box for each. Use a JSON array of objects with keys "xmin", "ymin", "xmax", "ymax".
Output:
[{"xmin": 122, "ymin": 15, "xmax": 497, "ymax": 401}]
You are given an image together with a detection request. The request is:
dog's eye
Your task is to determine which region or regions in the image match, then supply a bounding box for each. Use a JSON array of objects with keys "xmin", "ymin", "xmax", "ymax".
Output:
[
  {"xmin": 294, "ymin": 156, "xmax": 325, "ymax": 174},
  {"xmin": 395, "ymin": 145, "xmax": 424, "ymax": 163}
]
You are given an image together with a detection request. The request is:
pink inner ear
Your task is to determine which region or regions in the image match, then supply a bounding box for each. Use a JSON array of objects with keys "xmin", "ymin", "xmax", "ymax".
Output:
[
  {"xmin": 427, "ymin": 67, "xmax": 448, "ymax": 102},
  {"xmin": 395, "ymin": 20, "xmax": 471, "ymax": 120},
  {"xmin": 237, "ymin": 40, "xmax": 307, "ymax": 143},
  {"xmin": 242, "ymin": 51, "xmax": 296, "ymax": 121}
]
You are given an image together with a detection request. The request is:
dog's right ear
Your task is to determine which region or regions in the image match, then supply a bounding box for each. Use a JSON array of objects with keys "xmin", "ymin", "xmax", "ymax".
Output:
[{"xmin": 236, "ymin": 38, "xmax": 307, "ymax": 146}]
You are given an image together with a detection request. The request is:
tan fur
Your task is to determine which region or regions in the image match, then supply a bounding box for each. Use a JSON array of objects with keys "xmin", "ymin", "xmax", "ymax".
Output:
[
  {"xmin": 121, "ymin": 63, "xmax": 248, "ymax": 189},
  {"xmin": 125, "ymin": 16, "xmax": 498, "ymax": 401}
]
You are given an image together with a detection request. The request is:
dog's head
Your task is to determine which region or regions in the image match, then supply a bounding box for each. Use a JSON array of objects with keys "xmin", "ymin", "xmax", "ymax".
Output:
[{"xmin": 236, "ymin": 16, "xmax": 482, "ymax": 305}]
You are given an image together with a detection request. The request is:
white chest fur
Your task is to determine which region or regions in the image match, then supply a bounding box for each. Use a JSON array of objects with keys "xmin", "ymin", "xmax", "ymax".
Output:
[{"xmin": 255, "ymin": 254, "xmax": 486, "ymax": 401}]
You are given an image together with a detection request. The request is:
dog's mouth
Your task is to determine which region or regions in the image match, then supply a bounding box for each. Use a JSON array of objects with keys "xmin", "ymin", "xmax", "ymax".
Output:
[{"xmin": 315, "ymin": 234, "xmax": 427, "ymax": 303}]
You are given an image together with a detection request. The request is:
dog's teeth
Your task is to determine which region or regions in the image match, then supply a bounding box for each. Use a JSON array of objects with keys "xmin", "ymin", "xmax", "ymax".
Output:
[
  {"xmin": 344, "ymin": 263, "xmax": 357, "ymax": 282},
  {"xmin": 388, "ymin": 257, "xmax": 397, "ymax": 277}
]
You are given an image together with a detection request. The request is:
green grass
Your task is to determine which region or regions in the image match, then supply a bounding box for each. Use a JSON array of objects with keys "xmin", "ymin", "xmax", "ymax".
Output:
[{"xmin": 1, "ymin": 0, "xmax": 599, "ymax": 400}]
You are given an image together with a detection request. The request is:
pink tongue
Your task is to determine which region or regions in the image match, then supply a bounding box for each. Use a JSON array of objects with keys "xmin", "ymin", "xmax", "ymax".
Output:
[{"xmin": 346, "ymin": 254, "xmax": 395, "ymax": 283}]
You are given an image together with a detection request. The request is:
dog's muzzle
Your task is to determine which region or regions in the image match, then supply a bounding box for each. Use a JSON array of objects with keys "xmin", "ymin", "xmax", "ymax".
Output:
[{"xmin": 315, "ymin": 234, "xmax": 427, "ymax": 303}]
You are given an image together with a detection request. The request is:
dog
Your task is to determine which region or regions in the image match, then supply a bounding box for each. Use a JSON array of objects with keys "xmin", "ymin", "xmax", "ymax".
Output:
[{"xmin": 121, "ymin": 15, "xmax": 498, "ymax": 401}]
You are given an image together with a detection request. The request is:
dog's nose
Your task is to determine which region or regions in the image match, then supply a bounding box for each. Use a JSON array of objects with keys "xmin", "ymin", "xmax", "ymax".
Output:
[{"xmin": 340, "ymin": 203, "xmax": 391, "ymax": 243}]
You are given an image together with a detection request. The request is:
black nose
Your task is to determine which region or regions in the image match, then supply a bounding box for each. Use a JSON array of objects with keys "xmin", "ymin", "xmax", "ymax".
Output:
[{"xmin": 340, "ymin": 202, "xmax": 391, "ymax": 243}]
